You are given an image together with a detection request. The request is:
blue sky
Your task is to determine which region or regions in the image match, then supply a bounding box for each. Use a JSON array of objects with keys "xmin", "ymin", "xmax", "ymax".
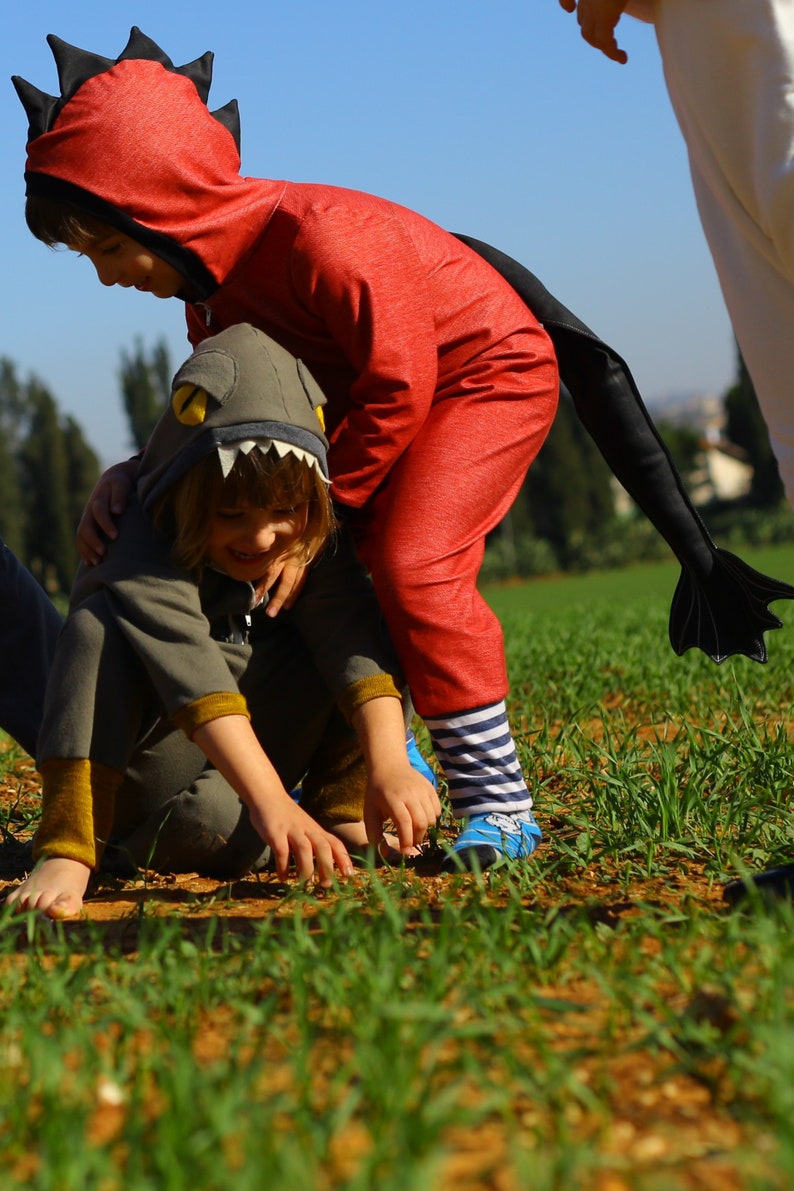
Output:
[{"xmin": 3, "ymin": 1, "xmax": 734, "ymax": 466}]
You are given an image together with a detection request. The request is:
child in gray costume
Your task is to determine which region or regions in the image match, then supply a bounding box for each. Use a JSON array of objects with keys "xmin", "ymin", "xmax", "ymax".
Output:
[{"xmin": 7, "ymin": 324, "xmax": 439, "ymax": 919}]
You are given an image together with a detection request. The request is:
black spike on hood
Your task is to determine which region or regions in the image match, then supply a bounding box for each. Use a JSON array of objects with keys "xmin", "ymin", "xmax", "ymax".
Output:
[
  {"xmin": 47, "ymin": 34, "xmax": 115, "ymax": 107},
  {"xmin": 13, "ymin": 27, "xmax": 239, "ymax": 151},
  {"xmin": 11, "ymin": 75, "xmax": 59, "ymax": 143}
]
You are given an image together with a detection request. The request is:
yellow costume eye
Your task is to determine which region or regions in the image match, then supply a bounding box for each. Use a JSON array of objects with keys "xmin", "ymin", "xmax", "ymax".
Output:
[
  {"xmin": 316, "ymin": 406, "xmax": 325, "ymax": 432},
  {"xmin": 173, "ymin": 384, "xmax": 209, "ymax": 425}
]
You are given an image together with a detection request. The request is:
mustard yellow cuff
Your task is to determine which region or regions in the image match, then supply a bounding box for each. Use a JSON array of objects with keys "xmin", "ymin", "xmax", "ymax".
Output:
[
  {"xmin": 337, "ymin": 674, "xmax": 402, "ymax": 722},
  {"xmin": 34, "ymin": 758, "xmax": 124, "ymax": 870},
  {"xmin": 172, "ymin": 691, "xmax": 251, "ymax": 737}
]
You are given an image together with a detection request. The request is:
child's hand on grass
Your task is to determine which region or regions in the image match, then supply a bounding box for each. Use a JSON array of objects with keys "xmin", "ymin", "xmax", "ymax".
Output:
[
  {"xmin": 351, "ymin": 696, "xmax": 441, "ymax": 854},
  {"xmin": 191, "ymin": 715, "xmax": 354, "ymax": 886},
  {"xmin": 247, "ymin": 795, "xmax": 354, "ymax": 887},
  {"xmin": 364, "ymin": 766, "xmax": 441, "ymax": 855},
  {"xmin": 6, "ymin": 856, "xmax": 90, "ymax": 919}
]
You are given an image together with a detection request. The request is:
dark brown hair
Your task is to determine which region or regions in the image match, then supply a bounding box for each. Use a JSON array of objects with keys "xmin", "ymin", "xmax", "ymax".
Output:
[{"xmin": 25, "ymin": 195, "xmax": 109, "ymax": 248}]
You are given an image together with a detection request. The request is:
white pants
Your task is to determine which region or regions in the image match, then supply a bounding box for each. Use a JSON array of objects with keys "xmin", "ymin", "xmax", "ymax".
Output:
[{"xmin": 654, "ymin": 0, "xmax": 794, "ymax": 502}]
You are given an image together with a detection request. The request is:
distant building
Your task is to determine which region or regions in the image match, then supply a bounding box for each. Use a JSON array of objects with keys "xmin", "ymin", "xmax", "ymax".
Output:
[{"xmin": 689, "ymin": 438, "xmax": 752, "ymax": 504}]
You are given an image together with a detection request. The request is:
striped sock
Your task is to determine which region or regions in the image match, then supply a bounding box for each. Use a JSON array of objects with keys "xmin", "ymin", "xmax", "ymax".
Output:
[{"xmin": 424, "ymin": 700, "xmax": 532, "ymax": 819}]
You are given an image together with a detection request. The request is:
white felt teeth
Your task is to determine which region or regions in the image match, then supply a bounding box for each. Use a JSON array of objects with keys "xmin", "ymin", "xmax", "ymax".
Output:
[{"xmin": 216, "ymin": 438, "xmax": 329, "ymax": 481}]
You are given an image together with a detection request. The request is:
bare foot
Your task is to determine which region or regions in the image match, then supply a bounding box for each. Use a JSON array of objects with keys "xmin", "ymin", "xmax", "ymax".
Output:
[
  {"xmin": 6, "ymin": 857, "xmax": 90, "ymax": 920},
  {"xmin": 327, "ymin": 820, "xmax": 422, "ymax": 862}
]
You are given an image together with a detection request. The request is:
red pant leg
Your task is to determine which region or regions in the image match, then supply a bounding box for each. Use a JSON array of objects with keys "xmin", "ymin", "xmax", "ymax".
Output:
[{"xmin": 359, "ymin": 351, "xmax": 558, "ymax": 718}]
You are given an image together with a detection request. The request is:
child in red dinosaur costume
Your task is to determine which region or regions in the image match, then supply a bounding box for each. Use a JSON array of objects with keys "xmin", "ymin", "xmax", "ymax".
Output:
[{"xmin": 15, "ymin": 28, "xmax": 559, "ymax": 869}]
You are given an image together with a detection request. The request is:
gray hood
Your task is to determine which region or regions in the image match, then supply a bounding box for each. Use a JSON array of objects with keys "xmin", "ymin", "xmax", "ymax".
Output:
[{"xmin": 137, "ymin": 323, "xmax": 329, "ymax": 512}]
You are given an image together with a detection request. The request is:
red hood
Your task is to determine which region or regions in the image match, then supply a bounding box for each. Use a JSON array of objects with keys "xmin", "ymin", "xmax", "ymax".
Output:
[{"xmin": 24, "ymin": 57, "xmax": 283, "ymax": 294}]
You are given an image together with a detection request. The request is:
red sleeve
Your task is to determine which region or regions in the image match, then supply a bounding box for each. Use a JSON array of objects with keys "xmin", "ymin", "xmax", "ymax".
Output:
[{"xmin": 291, "ymin": 205, "xmax": 439, "ymax": 507}]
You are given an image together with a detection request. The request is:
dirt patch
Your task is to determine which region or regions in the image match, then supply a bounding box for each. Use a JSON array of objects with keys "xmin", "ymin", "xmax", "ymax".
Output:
[{"xmin": 0, "ymin": 748, "xmax": 726, "ymax": 929}]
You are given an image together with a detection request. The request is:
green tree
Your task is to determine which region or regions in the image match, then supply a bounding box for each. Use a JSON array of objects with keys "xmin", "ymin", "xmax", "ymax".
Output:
[
  {"xmin": 520, "ymin": 390, "xmax": 615, "ymax": 550},
  {"xmin": 0, "ymin": 359, "xmax": 101, "ymax": 593},
  {"xmin": 120, "ymin": 337, "xmax": 172, "ymax": 450},
  {"xmin": 19, "ymin": 381, "xmax": 77, "ymax": 592},
  {"xmin": 62, "ymin": 415, "xmax": 101, "ymax": 532},
  {"xmin": 656, "ymin": 420, "xmax": 703, "ymax": 485},
  {"xmin": 0, "ymin": 359, "xmax": 27, "ymax": 555},
  {"xmin": 724, "ymin": 345, "xmax": 784, "ymax": 507}
]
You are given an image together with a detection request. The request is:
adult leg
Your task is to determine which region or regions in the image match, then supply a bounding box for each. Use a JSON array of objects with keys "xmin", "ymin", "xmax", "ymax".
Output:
[
  {"xmin": 0, "ymin": 539, "xmax": 62, "ymax": 756},
  {"xmin": 657, "ymin": 0, "xmax": 794, "ymax": 900},
  {"xmin": 657, "ymin": 0, "xmax": 794, "ymax": 501}
]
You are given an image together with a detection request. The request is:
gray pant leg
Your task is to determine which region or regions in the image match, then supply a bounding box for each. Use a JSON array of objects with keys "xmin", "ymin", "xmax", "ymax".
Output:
[
  {"xmin": 107, "ymin": 729, "xmax": 273, "ymax": 879},
  {"xmin": 109, "ymin": 620, "xmax": 343, "ymax": 878},
  {"xmin": 0, "ymin": 539, "xmax": 63, "ymax": 756}
]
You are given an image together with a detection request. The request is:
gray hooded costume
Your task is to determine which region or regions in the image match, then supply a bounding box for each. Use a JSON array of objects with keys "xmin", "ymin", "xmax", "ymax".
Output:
[{"xmin": 34, "ymin": 324, "xmax": 402, "ymax": 876}]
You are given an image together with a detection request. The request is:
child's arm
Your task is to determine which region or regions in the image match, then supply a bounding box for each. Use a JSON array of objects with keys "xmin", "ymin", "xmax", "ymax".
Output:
[
  {"xmin": 558, "ymin": 0, "xmax": 631, "ymax": 64},
  {"xmin": 287, "ymin": 527, "xmax": 439, "ymax": 848},
  {"xmin": 191, "ymin": 714, "xmax": 354, "ymax": 885},
  {"xmin": 351, "ymin": 696, "xmax": 441, "ymax": 853}
]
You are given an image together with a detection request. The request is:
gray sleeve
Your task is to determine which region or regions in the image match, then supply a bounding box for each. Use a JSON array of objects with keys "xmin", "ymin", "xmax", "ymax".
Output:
[
  {"xmin": 70, "ymin": 497, "xmax": 241, "ymax": 716},
  {"xmin": 287, "ymin": 527, "xmax": 402, "ymax": 698}
]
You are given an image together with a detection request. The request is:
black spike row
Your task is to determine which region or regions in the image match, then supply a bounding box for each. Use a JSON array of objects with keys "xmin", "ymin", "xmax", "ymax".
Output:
[{"xmin": 13, "ymin": 28, "xmax": 239, "ymax": 150}]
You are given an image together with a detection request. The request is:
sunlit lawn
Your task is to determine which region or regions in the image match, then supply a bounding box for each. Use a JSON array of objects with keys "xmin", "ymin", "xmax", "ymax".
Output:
[{"xmin": 2, "ymin": 546, "xmax": 794, "ymax": 1189}]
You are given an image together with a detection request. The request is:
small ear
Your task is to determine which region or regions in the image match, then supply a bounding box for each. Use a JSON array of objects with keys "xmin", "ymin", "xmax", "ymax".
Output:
[
  {"xmin": 172, "ymin": 347, "xmax": 239, "ymax": 409},
  {"xmin": 297, "ymin": 358, "xmax": 328, "ymax": 418}
]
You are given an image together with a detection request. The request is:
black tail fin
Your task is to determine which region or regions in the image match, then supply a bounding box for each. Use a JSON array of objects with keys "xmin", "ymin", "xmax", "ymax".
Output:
[{"xmin": 671, "ymin": 549, "xmax": 794, "ymax": 663}]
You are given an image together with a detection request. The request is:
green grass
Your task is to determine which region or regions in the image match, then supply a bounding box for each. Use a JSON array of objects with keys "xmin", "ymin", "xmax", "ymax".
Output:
[
  {"xmin": 3, "ymin": 546, "xmax": 794, "ymax": 1188},
  {"xmin": 483, "ymin": 542, "xmax": 794, "ymax": 616}
]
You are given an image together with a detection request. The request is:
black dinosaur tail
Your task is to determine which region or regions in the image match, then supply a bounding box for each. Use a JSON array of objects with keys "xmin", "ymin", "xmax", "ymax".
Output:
[{"xmin": 456, "ymin": 233, "xmax": 794, "ymax": 664}]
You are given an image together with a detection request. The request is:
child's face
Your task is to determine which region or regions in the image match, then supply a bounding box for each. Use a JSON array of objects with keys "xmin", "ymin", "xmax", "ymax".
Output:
[
  {"xmin": 75, "ymin": 231, "xmax": 185, "ymax": 299},
  {"xmin": 206, "ymin": 502, "xmax": 309, "ymax": 584}
]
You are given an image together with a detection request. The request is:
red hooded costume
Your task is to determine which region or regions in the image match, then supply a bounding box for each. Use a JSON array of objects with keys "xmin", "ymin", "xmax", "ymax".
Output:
[{"xmin": 17, "ymin": 29, "xmax": 559, "ymax": 717}]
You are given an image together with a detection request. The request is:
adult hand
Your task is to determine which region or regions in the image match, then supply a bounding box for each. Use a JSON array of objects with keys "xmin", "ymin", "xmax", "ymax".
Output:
[{"xmin": 558, "ymin": 0, "xmax": 630, "ymax": 64}]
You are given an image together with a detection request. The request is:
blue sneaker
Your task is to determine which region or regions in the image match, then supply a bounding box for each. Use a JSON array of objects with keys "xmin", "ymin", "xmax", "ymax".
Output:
[
  {"xmin": 407, "ymin": 730, "xmax": 437, "ymax": 788},
  {"xmin": 441, "ymin": 809, "xmax": 542, "ymax": 872}
]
